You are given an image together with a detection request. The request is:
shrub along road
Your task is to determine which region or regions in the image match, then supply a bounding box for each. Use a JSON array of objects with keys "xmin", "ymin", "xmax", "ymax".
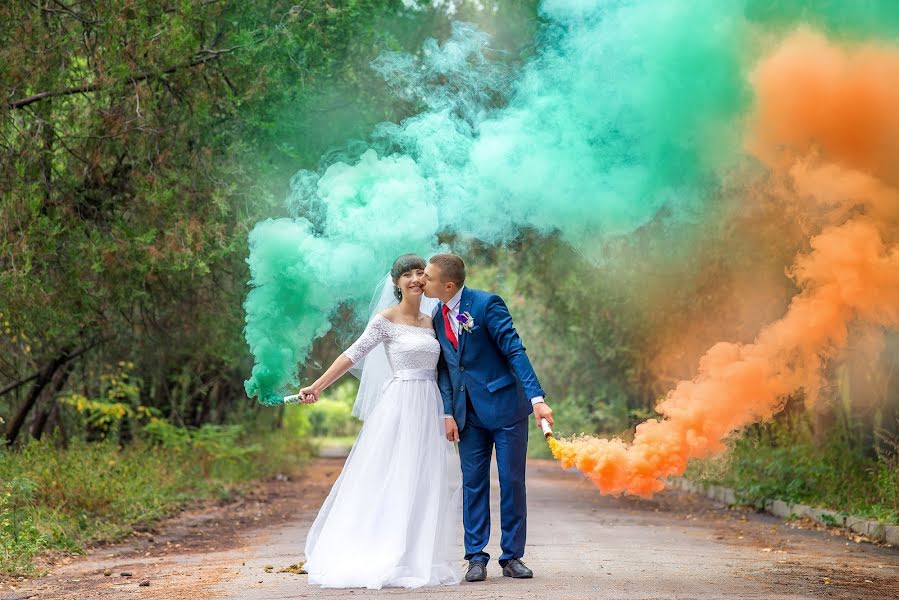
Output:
[{"xmin": 2, "ymin": 459, "xmax": 897, "ymax": 600}]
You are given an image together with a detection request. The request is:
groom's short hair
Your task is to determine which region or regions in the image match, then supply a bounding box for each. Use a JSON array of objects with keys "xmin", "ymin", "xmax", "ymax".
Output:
[{"xmin": 429, "ymin": 253, "xmax": 466, "ymax": 287}]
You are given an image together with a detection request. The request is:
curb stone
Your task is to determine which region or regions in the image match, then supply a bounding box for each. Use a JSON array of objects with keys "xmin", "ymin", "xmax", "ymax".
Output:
[{"xmin": 668, "ymin": 478, "xmax": 897, "ymax": 547}]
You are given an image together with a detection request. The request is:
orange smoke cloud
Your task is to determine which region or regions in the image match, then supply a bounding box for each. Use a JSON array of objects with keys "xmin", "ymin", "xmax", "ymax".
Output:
[{"xmin": 550, "ymin": 30, "xmax": 899, "ymax": 496}]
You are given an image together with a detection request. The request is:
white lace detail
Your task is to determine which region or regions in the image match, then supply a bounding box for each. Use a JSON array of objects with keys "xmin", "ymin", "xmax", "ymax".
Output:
[{"xmin": 343, "ymin": 315, "xmax": 440, "ymax": 374}]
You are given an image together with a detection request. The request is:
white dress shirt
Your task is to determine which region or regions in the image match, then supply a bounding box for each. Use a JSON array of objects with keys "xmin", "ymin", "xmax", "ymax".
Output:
[{"xmin": 442, "ymin": 287, "xmax": 544, "ymax": 420}]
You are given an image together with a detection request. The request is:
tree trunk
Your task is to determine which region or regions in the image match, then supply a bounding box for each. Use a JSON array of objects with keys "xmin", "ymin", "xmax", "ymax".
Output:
[
  {"xmin": 208, "ymin": 380, "xmax": 223, "ymax": 424},
  {"xmin": 6, "ymin": 347, "xmax": 79, "ymax": 446},
  {"xmin": 273, "ymin": 404, "xmax": 285, "ymax": 430},
  {"xmin": 6, "ymin": 358, "xmax": 63, "ymax": 445},
  {"xmin": 38, "ymin": 401, "xmax": 62, "ymax": 441},
  {"xmin": 30, "ymin": 360, "xmax": 74, "ymax": 440},
  {"xmin": 810, "ymin": 366, "xmax": 842, "ymax": 449},
  {"xmin": 30, "ymin": 408, "xmax": 50, "ymax": 439}
]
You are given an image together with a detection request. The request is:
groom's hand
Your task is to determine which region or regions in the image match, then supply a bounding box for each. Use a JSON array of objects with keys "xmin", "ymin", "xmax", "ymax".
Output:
[
  {"xmin": 533, "ymin": 402, "xmax": 554, "ymax": 428},
  {"xmin": 444, "ymin": 417, "xmax": 460, "ymax": 442}
]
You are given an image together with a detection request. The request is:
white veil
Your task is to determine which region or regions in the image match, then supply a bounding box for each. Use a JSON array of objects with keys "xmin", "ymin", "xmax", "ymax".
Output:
[{"xmin": 350, "ymin": 274, "xmax": 438, "ymax": 420}]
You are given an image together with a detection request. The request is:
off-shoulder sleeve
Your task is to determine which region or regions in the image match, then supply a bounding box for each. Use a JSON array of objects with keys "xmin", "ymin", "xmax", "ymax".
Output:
[{"xmin": 343, "ymin": 315, "xmax": 391, "ymax": 364}]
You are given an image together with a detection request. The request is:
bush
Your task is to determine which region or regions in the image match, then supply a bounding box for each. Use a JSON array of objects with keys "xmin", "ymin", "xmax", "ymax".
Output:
[
  {"xmin": 142, "ymin": 422, "xmax": 261, "ymax": 479},
  {"xmin": 686, "ymin": 414, "xmax": 899, "ymax": 523}
]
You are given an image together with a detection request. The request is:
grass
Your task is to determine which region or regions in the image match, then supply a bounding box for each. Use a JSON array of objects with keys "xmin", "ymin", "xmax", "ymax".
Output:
[
  {"xmin": 0, "ymin": 425, "xmax": 313, "ymax": 576},
  {"xmin": 685, "ymin": 415, "xmax": 899, "ymax": 523}
]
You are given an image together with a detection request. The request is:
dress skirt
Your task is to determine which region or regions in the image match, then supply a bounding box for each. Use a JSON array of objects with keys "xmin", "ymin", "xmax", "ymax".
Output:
[{"xmin": 304, "ymin": 371, "xmax": 462, "ymax": 589}]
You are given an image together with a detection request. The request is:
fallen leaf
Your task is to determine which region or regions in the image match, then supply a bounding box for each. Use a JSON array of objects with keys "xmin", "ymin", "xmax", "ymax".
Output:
[{"xmin": 279, "ymin": 562, "xmax": 307, "ymax": 575}]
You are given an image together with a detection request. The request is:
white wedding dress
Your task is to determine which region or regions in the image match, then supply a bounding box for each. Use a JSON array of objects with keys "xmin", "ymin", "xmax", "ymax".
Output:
[{"xmin": 304, "ymin": 314, "xmax": 463, "ymax": 589}]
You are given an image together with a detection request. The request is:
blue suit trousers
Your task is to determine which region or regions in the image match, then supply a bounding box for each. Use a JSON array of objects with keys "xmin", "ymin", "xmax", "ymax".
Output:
[{"xmin": 458, "ymin": 398, "xmax": 529, "ymax": 566}]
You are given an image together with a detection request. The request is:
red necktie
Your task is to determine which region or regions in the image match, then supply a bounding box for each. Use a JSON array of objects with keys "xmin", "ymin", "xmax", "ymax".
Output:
[{"xmin": 442, "ymin": 304, "xmax": 459, "ymax": 349}]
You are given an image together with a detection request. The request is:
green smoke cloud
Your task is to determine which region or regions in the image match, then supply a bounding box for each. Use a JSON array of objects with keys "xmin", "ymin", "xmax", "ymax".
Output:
[{"xmin": 244, "ymin": 0, "xmax": 899, "ymax": 404}]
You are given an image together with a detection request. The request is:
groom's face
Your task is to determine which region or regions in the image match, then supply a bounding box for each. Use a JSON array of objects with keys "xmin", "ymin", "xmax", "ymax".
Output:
[{"xmin": 423, "ymin": 263, "xmax": 453, "ymax": 302}]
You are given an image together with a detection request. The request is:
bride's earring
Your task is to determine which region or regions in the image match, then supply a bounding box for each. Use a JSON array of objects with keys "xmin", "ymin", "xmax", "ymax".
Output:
[{"xmin": 394, "ymin": 285, "xmax": 402, "ymax": 301}]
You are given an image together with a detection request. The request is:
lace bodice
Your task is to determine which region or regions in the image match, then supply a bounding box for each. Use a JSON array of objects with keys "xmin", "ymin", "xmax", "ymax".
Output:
[{"xmin": 344, "ymin": 314, "xmax": 440, "ymax": 372}]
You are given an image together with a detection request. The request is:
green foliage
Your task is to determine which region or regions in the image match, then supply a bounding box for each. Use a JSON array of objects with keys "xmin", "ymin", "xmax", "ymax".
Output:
[
  {"xmin": 142, "ymin": 422, "xmax": 261, "ymax": 478},
  {"xmin": 0, "ymin": 425, "xmax": 312, "ymax": 576},
  {"xmin": 0, "ymin": 0, "xmax": 465, "ymax": 435},
  {"xmin": 307, "ymin": 399, "xmax": 355, "ymax": 437},
  {"xmin": 58, "ymin": 362, "xmax": 161, "ymax": 438},
  {"xmin": 304, "ymin": 379, "xmax": 361, "ymax": 438},
  {"xmin": 687, "ymin": 414, "xmax": 899, "ymax": 523},
  {"xmin": 0, "ymin": 478, "xmax": 48, "ymax": 576},
  {"xmin": 283, "ymin": 404, "xmax": 313, "ymax": 438}
]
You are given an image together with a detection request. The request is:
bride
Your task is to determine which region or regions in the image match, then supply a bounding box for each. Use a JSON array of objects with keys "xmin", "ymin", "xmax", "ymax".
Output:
[{"xmin": 297, "ymin": 254, "xmax": 462, "ymax": 589}]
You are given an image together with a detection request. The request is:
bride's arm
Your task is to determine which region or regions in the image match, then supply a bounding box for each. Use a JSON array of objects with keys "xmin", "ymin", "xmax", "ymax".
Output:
[{"xmin": 298, "ymin": 315, "xmax": 390, "ymax": 402}]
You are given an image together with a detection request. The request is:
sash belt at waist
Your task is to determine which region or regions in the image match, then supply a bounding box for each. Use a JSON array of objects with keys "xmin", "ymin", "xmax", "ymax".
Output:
[{"xmin": 392, "ymin": 368, "xmax": 436, "ymax": 381}]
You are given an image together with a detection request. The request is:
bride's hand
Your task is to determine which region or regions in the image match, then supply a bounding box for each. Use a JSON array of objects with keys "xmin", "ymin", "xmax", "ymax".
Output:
[{"xmin": 299, "ymin": 385, "xmax": 320, "ymax": 404}]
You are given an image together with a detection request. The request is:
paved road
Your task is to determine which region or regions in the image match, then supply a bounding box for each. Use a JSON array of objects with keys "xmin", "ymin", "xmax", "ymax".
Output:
[{"xmin": 5, "ymin": 458, "xmax": 898, "ymax": 599}]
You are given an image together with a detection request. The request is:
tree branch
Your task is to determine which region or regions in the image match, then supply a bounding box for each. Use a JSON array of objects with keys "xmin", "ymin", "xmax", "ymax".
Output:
[
  {"xmin": 0, "ymin": 344, "xmax": 95, "ymax": 398},
  {"xmin": 7, "ymin": 45, "xmax": 245, "ymax": 110}
]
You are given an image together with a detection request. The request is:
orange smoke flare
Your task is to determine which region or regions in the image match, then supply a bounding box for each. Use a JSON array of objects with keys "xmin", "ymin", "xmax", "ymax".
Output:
[{"xmin": 551, "ymin": 30, "xmax": 899, "ymax": 496}]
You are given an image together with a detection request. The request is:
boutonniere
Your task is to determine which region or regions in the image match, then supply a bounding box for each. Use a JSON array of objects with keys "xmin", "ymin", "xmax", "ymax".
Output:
[{"xmin": 456, "ymin": 311, "xmax": 475, "ymax": 333}]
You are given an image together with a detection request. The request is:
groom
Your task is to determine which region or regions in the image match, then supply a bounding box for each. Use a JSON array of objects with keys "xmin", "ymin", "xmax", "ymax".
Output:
[{"xmin": 423, "ymin": 253, "xmax": 553, "ymax": 583}]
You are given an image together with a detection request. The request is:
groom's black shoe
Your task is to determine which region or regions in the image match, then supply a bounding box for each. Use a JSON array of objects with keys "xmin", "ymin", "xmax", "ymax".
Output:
[
  {"xmin": 502, "ymin": 559, "xmax": 533, "ymax": 579},
  {"xmin": 464, "ymin": 561, "xmax": 487, "ymax": 582}
]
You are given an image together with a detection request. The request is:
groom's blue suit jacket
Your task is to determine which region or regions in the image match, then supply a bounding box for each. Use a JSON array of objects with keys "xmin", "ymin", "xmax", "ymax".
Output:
[{"xmin": 435, "ymin": 288, "xmax": 545, "ymax": 431}]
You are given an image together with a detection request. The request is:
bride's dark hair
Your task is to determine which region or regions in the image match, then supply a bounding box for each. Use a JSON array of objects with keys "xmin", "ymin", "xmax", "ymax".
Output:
[{"xmin": 391, "ymin": 254, "xmax": 426, "ymax": 301}]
